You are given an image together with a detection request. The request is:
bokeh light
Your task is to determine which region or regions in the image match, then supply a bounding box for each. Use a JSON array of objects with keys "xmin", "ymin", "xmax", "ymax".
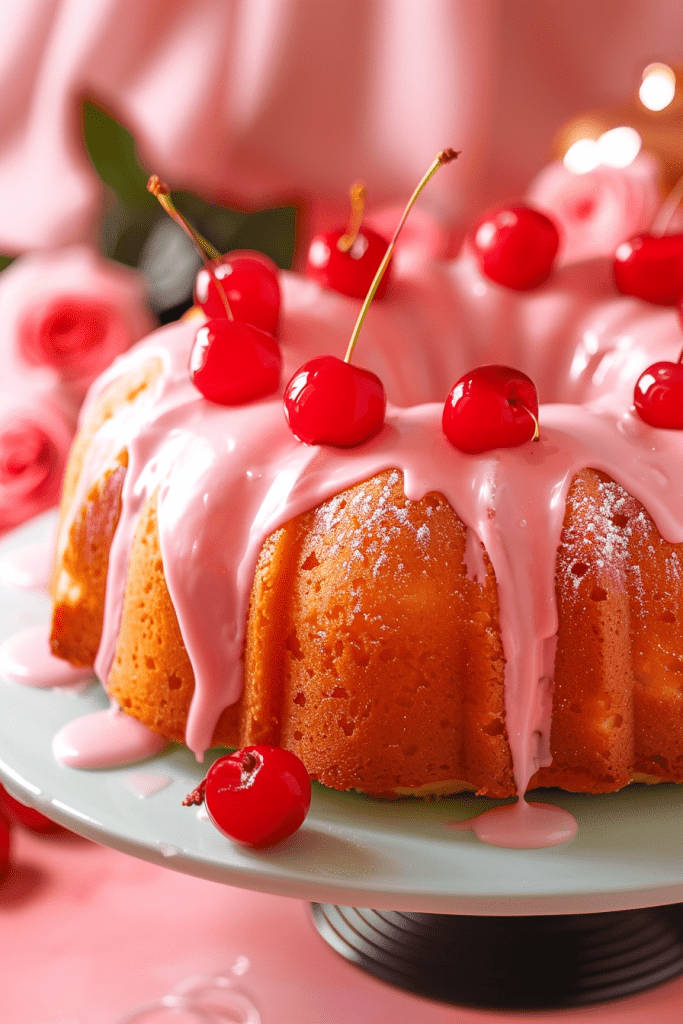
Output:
[
  {"xmin": 563, "ymin": 138, "xmax": 600, "ymax": 174},
  {"xmin": 596, "ymin": 126, "xmax": 642, "ymax": 168},
  {"xmin": 639, "ymin": 63, "xmax": 676, "ymax": 111},
  {"xmin": 564, "ymin": 127, "xmax": 641, "ymax": 174}
]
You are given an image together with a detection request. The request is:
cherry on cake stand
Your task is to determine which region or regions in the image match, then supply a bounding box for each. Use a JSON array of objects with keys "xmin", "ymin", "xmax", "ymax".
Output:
[{"xmin": 2, "ymin": 513, "xmax": 683, "ymax": 1012}]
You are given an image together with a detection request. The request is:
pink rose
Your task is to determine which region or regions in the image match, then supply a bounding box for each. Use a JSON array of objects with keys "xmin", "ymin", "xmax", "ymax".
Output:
[
  {"xmin": 0, "ymin": 387, "xmax": 74, "ymax": 534},
  {"xmin": 18, "ymin": 294, "xmax": 129, "ymax": 384},
  {"xmin": 0, "ymin": 244, "xmax": 154, "ymax": 397},
  {"xmin": 526, "ymin": 154, "xmax": 661, "ymax": 265}
]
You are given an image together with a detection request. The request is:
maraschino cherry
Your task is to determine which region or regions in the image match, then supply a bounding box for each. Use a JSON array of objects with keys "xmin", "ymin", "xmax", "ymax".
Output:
[
  {"xmin": 469, "ymin": 205, "xmax": 560, "ymax": 290},
  {"xmin": 190, "ymin": 320, "xmax": 281, "ymax": 405},
  {"xmin": 614, "ymin": 175, "xmax": 683, "ymax": 306},
  {"xmin": 443, "ymin": 365, "xmax": 540, "ymax": 454},
  {"xmin": 285, "ymin": 149, "xmax": 460, "ymax": 447},
  {"xmin": 634, "ymin": 350, "xmax": 683, "ymax": 428},
  {"xmin": 194, "ymin": 252, "xmax": 280, "ymax": 334},
  {"xmin": 187, "ymin": 314, "xmax": 281, "ymax": 406},
  {"xmin": 148, "ymin": 176, "xmax": 282, "ymax": 404},
  {"xmin": 614, "ymin": 235, "xmax": 683, "ymax": 306},
  {"xmin": 183, "ymin": 745, "xmax": 311, "ymax": 848},
  {"xmin": 285, "ymin": 356, "xmax": 386, "ymax": 447},
  {"xmin": 148, "ymin": 176, "xmax": 281, "ymax": 333},
  {"xmin": 306, "ymin": 182, "xmax": 391, "ymax": 299}
]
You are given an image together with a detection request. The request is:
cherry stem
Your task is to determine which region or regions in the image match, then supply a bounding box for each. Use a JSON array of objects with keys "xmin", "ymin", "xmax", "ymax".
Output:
[
  {"xmin": 651, "ymin": 171, "xmax": 683, "ymax": 237},
  {"xmin": 337, "ymin": 182, "xmax": 366, "ymax": 253},
  {"xmin": 147, "ymin": 175, "xmax": 220, "ymax": 260},
  {"xmin": 182, "ymin": 779, "xmax": 206, "ymax": 806},
  {"xmin": 519, "ymin": 403, "xmax": 541, "ymax": 442},
  {"xmin": 147, "ymin": 175, "xmax": 234, "ymax": 321},
  {"xmin": 343, "ymin": 149, "xmax": 459, "ymax": 365}
]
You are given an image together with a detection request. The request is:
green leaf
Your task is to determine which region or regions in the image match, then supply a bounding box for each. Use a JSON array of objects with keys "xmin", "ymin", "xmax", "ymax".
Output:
[
  {"xmin": 82, "ymin": 100, "xmax": 152, "ymax": 205},
  {"xmin": 82, "ymin": 100, "xmax": 296, "ymax": 274}
]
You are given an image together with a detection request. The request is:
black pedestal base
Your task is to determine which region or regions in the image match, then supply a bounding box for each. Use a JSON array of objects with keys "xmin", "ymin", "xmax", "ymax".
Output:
[{"xmin": 310, "ymin": 903, "xmax": 683, "ymax": 1010}]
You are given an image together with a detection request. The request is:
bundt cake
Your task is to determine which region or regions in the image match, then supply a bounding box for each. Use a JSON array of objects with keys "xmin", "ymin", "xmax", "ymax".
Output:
[{"xmin": 49, "ymin": 250, "xmax": 683, "ymax": 802}]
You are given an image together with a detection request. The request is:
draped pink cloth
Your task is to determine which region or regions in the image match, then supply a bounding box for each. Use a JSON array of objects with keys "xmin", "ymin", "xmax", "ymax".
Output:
[{"xmin": 0, "ymin": 0, "xmax": 680, "ymax": 254}]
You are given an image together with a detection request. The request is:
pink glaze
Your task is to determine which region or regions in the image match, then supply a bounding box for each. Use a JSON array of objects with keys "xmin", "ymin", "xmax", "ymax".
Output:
[
  {"xmin": 52, "ymin": 705, "xmax": 167, "ymax": 768},
  {"xmin": 124, "ymin": 772, "xmax": 172, "ymax": 798},
  {"xmin": 451, "ymin": 801, "xmax": 578, "ymax": 849},
  {"xmin": 0, "ymin": 623, "xmax": 93, "ymax": 688},
  {"xmin": 58, "ymin": 254, "xmax": 683, "ymax": 843},
  {"xmin": 0, "ymin": 536, "xmax": 55, "ymax": 590}
]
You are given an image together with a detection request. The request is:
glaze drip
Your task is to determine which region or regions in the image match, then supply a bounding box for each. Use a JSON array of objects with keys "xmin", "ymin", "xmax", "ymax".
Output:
[
  {"xmin": 0, "ymin": 624, "xmax": 93, "ymax": 689},
  {"xmin": 52, "ymin": 705, "xmax": 167, "ymax": 768},
  {"xmin": 0, "ymin": 535, "xmax": 55, "ymax": 590}
]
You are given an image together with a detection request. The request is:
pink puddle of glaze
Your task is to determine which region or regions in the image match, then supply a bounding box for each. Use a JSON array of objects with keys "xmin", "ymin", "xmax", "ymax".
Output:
[
  {"xmin": 0, "ymin": 537, "xmax": 55, "ymax": 590},
  {"xmin": 56, "ymin": 678, "xmax": 95, "ymax": 696},
  {"xmin": 123, "ymin": 772, "xmax": 172, "ymax": 798},
  {"xmin": 0, "ymin": 623, "xmax": 94, "ymax": 688},
  {"xmin": 449, "ymin": 800, "xmax": 578, "ymax": 849},
  {"xmin": 52, "ymin": 706, "xmax": 167, "ymax": 769}
]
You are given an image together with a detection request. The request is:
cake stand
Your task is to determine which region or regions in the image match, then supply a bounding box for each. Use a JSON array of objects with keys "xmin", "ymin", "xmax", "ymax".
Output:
[{"xmin": 2, "ymin": 513, "xmax": 683, "ymax": 1011}]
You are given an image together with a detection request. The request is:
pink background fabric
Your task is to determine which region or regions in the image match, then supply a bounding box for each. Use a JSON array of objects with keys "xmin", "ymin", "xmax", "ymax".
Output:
[{"xmin": 0, "ymin": 0, "xmax": 680, "ymax": 254}]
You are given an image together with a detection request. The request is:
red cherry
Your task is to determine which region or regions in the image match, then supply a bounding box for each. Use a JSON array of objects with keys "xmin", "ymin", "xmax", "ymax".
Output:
[
  {"xmin": 443, "ymin": 365, "xmax": 540, "ymax": 454},
  {"xmin": 634, "ymin": 360, "xmax": 683, "ymax": 427},
  {"xmin": 194, "ymin": 251, "xmax": 281, "ymax": 333},
  {"xmin": 306, "ymin": 227, "xmax": 391, "ymax": 300},
  {"xmin": 614, "ymin": 234, "xmax": 683, "ymax": 306},
  {"xmin": 289, "ymin": 153, "xmax": 459, "ymax": 448},
  {"xmin": 469, "ymin": 205, "xmax": 560, "ymax": 290},
  {"xmin": 0, "ymin": 785, "xmax": 61, "ymax": 834},
  {"xmin": 284, "ymin": 355, "xmax": 386, "ymax": 447},
  {"xmin": 190, "ymin": 319, "xmax": 281, "ymax": 405},
  {"xmin": 185, "ymin": 745, "xmax": 311, "ymax": 848},
  {"xmin": 147, "ymin": 179, "xmax": 281, "ymax": 331}
]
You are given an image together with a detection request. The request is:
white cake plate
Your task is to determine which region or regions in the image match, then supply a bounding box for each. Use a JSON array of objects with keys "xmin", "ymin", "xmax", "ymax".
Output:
[{"xmin": 1, "ymin": 511, "xmax": 683, "ymax": 919}]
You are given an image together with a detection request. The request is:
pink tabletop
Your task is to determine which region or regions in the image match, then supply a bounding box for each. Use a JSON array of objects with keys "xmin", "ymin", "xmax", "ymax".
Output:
[{"xmin": 2, "ymin": 827, "xmax": 683, "ymax": 1024}]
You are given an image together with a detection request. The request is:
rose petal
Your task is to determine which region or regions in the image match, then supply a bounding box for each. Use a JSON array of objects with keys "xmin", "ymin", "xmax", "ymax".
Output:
[
  {"xmin": 18, "ymin": 294, "xmax": 129, "ymax": 384},
  {"xmin": 527, "ymin": 154, "xmax": 661, "ymax": 265},
  {"xmin": 0, "ymin": 388, "xmax": 74, "ymax": 535},
  {"xmin": 0, "ymin": 244, "xmax": 154, "ymax": 396}
]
